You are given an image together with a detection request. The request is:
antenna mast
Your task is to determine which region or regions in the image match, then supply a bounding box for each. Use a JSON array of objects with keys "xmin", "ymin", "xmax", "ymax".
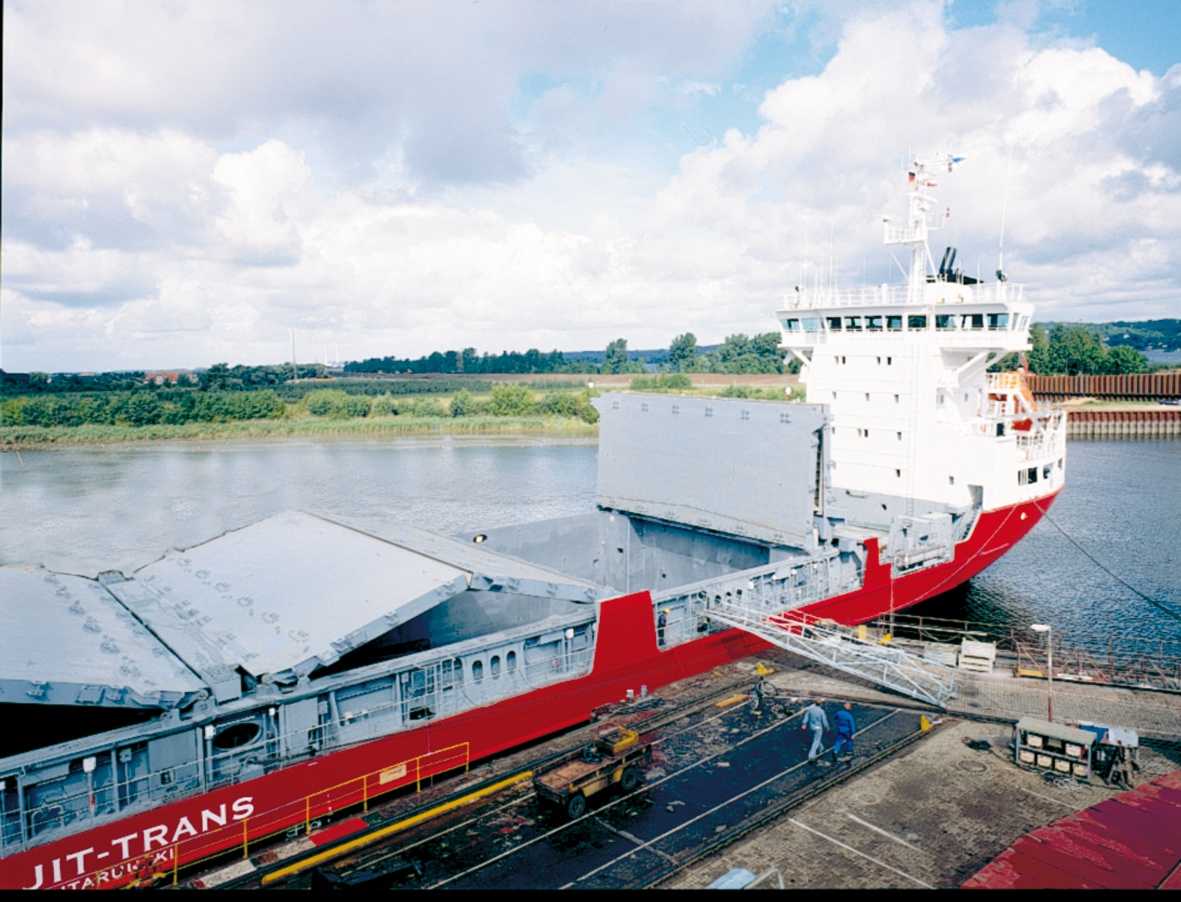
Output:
[{"xmin": 997, "ymin": 144, "xmax": 1013, "ymax": 281}]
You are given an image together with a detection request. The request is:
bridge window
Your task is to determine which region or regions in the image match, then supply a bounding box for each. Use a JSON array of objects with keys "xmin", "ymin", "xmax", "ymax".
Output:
[
  {"xmin": 783, "ymin": 318, "xmax": 800, "ymax": 331},
  {"xmin": 887, "ymin": 315, "xmax": 902, "ymax": 331},
  {"xmin": 962, "ymin": 313, "xmax": 984, "ymax": 330},
  {"xmin": 826, "ymin": 317, "xmax": 842, "ymax": 330},
  {"xmin": 801, "ymin": 317, "xmax": 820, "ymax": 332},
  {"xmin": 844, "ymin": 316, "xmax": 862, "ymax": 330},
  {"xmin": 988, "ymin": 312, "xmax": 1009, "ymax": 330},
  {"xmin": 936, "ymin": 314, "xmax": 956, "ymax": 330},
  {"xmin": 866, "ymin": 315, "xmax": 883, "ymax": 331},
  {"xmin": 908, "ymin": 315, "xmax": 928, "ymax": 329}
]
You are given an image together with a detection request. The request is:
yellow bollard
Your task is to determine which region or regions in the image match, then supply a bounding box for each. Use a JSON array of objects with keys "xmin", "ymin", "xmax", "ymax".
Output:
[{"xmin": 756, "ymin": 661, "xmax": 774, "ymax": 676}]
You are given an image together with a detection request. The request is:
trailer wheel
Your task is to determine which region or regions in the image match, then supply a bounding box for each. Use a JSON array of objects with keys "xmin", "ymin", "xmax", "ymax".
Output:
[
  {"xmin": 620, "ymin": 767, "xmax": 640, "ymax": 792},
  {"xmin": 566, "ymin": 792, "xmax": 587, "ymax": 819}
]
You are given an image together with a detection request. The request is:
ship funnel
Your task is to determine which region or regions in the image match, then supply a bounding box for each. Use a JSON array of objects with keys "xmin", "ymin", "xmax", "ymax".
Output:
[{"xmin": 939, "ymin": 246, "xmax": 957, "ymax": 279}]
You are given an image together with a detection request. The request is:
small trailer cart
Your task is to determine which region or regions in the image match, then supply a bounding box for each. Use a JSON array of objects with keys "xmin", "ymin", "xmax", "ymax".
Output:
[{"xmin": 534, "ymin": 726, "xmax": 652, "ymax": 819}]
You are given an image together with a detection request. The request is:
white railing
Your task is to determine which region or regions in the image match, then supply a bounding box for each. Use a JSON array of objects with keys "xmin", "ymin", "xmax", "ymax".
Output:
[{"xmin": 779, "ymin": 281, "xmax": 1024, "ymax": 312}]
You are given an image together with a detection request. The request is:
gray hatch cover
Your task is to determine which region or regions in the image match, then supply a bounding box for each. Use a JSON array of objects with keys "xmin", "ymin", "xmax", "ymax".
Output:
[{"xmin": 0, "ymin": 566, "xmax": 207, "ymax": 710}]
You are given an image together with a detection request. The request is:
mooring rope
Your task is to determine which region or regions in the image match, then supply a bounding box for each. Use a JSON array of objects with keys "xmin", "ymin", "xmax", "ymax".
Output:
[{"xmin": 1041, "ymin": 510, "xmax": 1181, "ymax": 623}]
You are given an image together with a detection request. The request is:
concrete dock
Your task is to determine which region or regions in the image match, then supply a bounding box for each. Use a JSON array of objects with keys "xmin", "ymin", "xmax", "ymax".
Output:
[{"xmin": 662, "ymin": 647, "xmax": 1181, "ymax": 889}]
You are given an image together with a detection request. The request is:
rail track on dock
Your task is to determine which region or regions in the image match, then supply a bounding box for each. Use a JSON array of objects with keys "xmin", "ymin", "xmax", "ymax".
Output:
[{"xmin": 203, "ymin": 680, "xmax": 927, "ymax": 890}]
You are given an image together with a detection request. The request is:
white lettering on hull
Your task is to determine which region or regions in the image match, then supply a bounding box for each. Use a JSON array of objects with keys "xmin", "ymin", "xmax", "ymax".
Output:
[{"xmin": 21, "ymin": 796, "xmax": 254, "ymax": 889}]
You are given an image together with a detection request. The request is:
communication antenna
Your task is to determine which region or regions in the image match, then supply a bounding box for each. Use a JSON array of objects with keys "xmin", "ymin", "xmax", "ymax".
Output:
[{"xmin": 996, "ymin": 144, "xmax": 1014, "ymax": 282}]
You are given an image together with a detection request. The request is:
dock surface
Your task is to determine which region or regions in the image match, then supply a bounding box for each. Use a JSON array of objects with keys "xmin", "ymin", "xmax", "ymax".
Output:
[{"xmin": 184, "ymin": 647, "xmax": 1181, "ymax": 890}]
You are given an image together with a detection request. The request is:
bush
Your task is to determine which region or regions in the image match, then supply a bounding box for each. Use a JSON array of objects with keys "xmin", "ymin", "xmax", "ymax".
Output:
[
  {"xmin": 305, "ymin": 389, "xmax": 371, "ymax": 419},
  {"xmin": 406, "ymin": 398, "xmax": 447, "ymax": 417},
  {"xmin": 489, "ymin": 383, "xmax": 535, "ymax": 416},
  {"xmin": 449, "ymin": 388, "xmax": 478, "ymax": 417},
  {"xmin": 370, "ymin": 394, "xmax": 398, "ymax": 417},
  {"xmin": 629, "ymin": 373, "xmax": 692, "ymax": 392}
]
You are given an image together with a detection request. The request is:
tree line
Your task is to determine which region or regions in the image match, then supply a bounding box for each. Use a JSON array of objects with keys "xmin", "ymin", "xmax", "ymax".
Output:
[
  {"xmin": 1025, "ymin": 324, "xmax": 1151, "ymax": 376},
  {"xmin": 0, "ymin": 384, "xmax": 599, "ymax": 429}
]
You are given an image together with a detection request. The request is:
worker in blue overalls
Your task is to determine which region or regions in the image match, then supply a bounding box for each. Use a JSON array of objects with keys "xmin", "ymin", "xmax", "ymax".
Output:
[{"xmin": 833, "ymin": 701, "xmax": 856, "ymax": 762}]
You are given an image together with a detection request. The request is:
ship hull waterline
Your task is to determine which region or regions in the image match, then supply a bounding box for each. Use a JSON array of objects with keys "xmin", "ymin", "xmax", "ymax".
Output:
[{"xmin": 2, "ymin": 490, "xmax": 1058, "ymax": 890}]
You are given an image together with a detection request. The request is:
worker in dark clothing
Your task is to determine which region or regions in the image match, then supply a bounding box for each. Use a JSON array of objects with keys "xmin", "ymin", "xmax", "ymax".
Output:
[
  {"xmin": 833, "ymin": 701, "xmax": 856, "ymax": 761},
  {"xmin": 657, "ymin": 609, "xmax": 669, "ymax": 646}
]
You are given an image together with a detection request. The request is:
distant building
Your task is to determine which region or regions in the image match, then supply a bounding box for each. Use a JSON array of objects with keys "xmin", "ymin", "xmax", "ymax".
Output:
[{"xmin": 145, "ymin": 371, "xmax": 196, "ymax": 386}]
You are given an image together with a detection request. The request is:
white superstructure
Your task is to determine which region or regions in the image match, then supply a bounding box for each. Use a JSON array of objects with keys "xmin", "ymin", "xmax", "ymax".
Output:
[{"xmin": 777, "ymin": 155, "xmax": 1065, "ymax": 526}]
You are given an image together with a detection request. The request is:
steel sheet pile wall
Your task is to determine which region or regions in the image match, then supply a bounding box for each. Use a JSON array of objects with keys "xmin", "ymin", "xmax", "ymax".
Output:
[
  {"xmin": 593, "ymin": 393, "xmax": 827, "ymax": 548},
  {"xmin": 1067, "ymin": 409, "xmax": 1181, "ymax": 439},
  {"xmin": 1027, "ymin": 372, "xmax": 1181, "ymax": 400}
]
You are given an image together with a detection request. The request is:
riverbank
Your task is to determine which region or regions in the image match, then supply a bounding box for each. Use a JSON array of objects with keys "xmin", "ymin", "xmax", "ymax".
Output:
[{"xmin": 0, "ymin": 414, "xmax": 598, "ymax": 449}]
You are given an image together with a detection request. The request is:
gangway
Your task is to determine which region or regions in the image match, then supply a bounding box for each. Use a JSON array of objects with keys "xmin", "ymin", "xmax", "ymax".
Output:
[{"xmin": 708, "ymin": 601, "xmax": 957, "ymax": 708}]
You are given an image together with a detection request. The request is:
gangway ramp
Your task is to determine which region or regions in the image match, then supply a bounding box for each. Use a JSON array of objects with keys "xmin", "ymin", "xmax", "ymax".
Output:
[{"xmin": 708, "ymin": 601, "xmax": 957, "ymax": 708}]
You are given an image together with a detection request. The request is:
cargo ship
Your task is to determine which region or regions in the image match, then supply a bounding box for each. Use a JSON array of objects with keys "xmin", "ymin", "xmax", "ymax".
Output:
[{"xmin": 0, "ymin": 155, "xmax": 1065, "ymax": 889}]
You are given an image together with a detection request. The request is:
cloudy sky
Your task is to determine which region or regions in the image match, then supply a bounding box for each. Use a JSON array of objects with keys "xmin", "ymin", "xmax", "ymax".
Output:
[{"xmin": 2, "ymin": 0, "xmax": 1179, "ymax": 373}]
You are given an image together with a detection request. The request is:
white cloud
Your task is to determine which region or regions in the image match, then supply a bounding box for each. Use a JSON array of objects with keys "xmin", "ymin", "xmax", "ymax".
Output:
[{"xmin": 211, "ymin": 141, "xmax": 312, "ymax": 264}]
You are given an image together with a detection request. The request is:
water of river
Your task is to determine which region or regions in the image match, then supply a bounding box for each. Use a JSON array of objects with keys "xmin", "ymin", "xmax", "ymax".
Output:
[{"xmin": 2, "ymin": 436, "xmax": 1178, "ymax": 649}]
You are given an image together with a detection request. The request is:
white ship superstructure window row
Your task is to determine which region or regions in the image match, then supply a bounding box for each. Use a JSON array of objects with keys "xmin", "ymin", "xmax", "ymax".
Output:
[{"xmin": 781, "ymin": 312, "xmax": 1025, "ymax": 334}]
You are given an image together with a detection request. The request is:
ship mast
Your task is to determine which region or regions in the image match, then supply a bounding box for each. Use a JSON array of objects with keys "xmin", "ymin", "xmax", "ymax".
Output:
[{"xmin": 884, "ymin": 154, "xmax": 962, "ymax": 303}]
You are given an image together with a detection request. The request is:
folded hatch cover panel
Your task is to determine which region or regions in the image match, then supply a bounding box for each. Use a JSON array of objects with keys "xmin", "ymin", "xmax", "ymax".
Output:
[
  {"xmin": 0, "ymin": 566, "xmax": 206, "ymax": 710},
  {"xmin": 104, "ymin": 511, "xmax": 478, "ymax": 695}
]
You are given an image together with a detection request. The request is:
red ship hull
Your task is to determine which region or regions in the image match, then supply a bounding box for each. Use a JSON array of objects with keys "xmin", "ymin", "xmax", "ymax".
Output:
[{"xmin": 0, "ymin": 490, "xmax": 1058, "ymax": 890}]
